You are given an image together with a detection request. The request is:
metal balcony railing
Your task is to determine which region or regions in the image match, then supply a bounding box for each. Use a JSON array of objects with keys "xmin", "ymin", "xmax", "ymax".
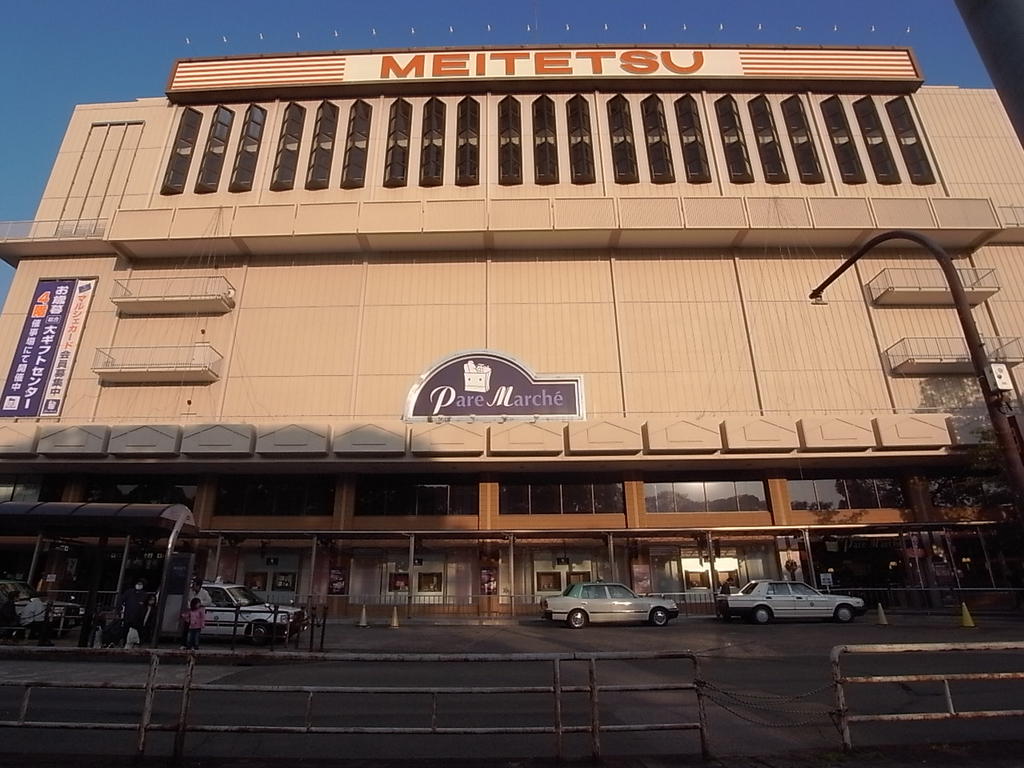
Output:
[
  {"xmin": 886, "ymin": 336, "xmax": 1024, "ymax": 374},
  {"xmin": 92, "ymin": 343, "xmax": 223, "ymax": 383},
  {"xmin": 0, "ymin": 218, "xmax": 107, "ymax": 241},
  {"xmin": 997, "ymin": 205, "xmax": 1024, "ymax": 228},
  {"xmin": 111, "ymin": 275, "xmax": 236, "ymax": 315},
  {"xmin": 867, "ymin": 267, "xmax": 1000, "ymax": 306}
]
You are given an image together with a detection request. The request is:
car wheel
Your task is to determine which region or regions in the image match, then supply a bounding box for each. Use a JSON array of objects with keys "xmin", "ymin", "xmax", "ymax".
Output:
[
  {"xmin": 248, "ymin": 620, "xmax": 271, "ymax": 645},
  {"xmin": 566, "ymin": 609, "xmax": 588, "ymax": 629},
  {"xmin": 834, "ymin": 604, "xmax": 854, "ymax": 624},
  {"xmin": 752, "ymin": 606, "xmax": 772, "ymax": 625},
  {"xmin": 649, "ymin": 607, "xmax": 670, "ymax": 627}
]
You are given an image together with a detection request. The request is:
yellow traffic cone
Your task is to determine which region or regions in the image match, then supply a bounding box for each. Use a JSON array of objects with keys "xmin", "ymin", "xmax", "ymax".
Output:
[
  {"xmin": 357, "ymin": 605, "xmax": 369, "ymax": 628},
  {"xmin": 389, "ymin": 606, "xmax": 400, "ymax": 629},
  {"xmin": 875, "ymin": 603, "xmax": 889, "ymax": 626},
  {"xmin": 960, "ymin": 602, "xmax": 976, "ymax": 628}
]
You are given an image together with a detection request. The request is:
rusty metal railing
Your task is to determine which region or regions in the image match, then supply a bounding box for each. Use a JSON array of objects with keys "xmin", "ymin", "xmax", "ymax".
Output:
[
  {"xmin": 0, "ymin": 647, "xmax": 708, "ymax": 761},
  {"xmin": 831, "ymin": 642, "xmax": 1024, "ymax": 750}
]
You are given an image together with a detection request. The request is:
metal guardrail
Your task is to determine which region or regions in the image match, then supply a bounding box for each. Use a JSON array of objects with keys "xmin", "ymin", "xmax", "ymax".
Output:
[
  {"xmin": 0, "ymin": 218, "xmax": 107, "ymax": 241},
  {"xmin": 830, "ymin": 587, "xmax": 1024, "ymax": 614},
  {"xmin": 831, "ymin": 641, "xmax": 1024, "ymax": 751},
  {"xmin": 867, "ymin": 267, "xmax": 1000, "ymax": 302},
  {"xmin": 92, "ymin": 343, "xmax": 224, "ymax": 374},
  {"xmin": 0, "ymin": 647, "xmax": 707, "ymax": 761},
  {"xmin": 111, "ymin": 275, "xmax": 236, "ymax": 302}
]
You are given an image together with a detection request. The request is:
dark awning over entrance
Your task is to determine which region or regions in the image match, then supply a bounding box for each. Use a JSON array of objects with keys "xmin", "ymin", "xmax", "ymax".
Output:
[{"xmin": 0, "ymin": 502, "xmax": 197, "ymax": 537}]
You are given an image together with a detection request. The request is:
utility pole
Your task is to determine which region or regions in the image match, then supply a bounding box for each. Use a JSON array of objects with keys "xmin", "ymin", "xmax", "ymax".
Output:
[{"xmin": 956, "ymin": 0, "xmax": 1024, "ymax": 148}]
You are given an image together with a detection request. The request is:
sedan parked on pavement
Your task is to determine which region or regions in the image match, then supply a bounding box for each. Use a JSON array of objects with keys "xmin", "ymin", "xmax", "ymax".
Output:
[
  {"xmin": 716, "ymin": 579, "xmax": 866, "ymax": 624},
  {"xmin": 542, "ymin": 581, "xmax": 679, "ymax": 629}
]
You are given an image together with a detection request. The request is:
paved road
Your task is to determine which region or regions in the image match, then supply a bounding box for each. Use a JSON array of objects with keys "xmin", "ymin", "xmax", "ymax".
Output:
[{"xmin": 1, "ymin": 614, "xmax": 1022, "ymax": 763}]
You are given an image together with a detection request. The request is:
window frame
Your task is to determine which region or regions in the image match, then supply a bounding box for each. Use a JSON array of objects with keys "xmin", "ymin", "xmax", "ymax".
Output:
[
  {"xmin": 305, "ymin": 100, "xmax": 339, "ymax": 190},
  {"xmin": 566, "ymin": 95, "xmax": 596, "ymax": 185},
  {"xmin": 854, "ymin": 97, "xmax": 900, "ymax": 184},
  {"xmin": 194, "ymin": 105, "xmax": 235, "ymax": 194},
  {"xmin": 161, "ymin": 107, "xmax": 203, "ymax": 195},
  {"xmin": 383, "ymin": 98, "xmax": 413, "ymax": 188},
  {"xmin": 419, "ymin": 97, "xmax": 446, "ymax": 187},
  {"xmin": 748, "ymin": 96, "xmax": 789, "ymax": 184},
  {"xmin": 641, "ymin": 95, "xmax": 675, "ymax": 184},
  {"xmin": 715, "ymin": 95, "xmax": 754, "ymax": 184},
  {"xmin": 269, "ymin": 102, "xmax": 306, "ymax": 191},
  {"xmin": 228, "ymin": 104, "xmax": 267, "ymax": 193},
  {"xmin": 607, "ymin": 95, "xmax": 639, "ymax": 184},
  {"xmin": 532, "ymin": 95, "xmax": 559, "ymax": 185},
  {"xmin": 340, "ymin": 100, "xmax": 372, "ymax": 189},
  {"xmin": 885, "ymin": 97, "xmax": 936, "ymax": 185},
  {"xmin": 780, "ymin": 96, "xmax": 824, "ymax": 184},
  {"xmin": 674, "ymin": 95, "xmax": 712, "ymax": 183},
  {"xmin": 497, "ymin": 96, "xmax": 523, "ymax": 185},
  {"xmin": 455, "ymin": 96, "xmax": 480, "ymax": 186},
  {"xmin": 820, "ymin": 97, "xmax": 867, "ymax": 184}
]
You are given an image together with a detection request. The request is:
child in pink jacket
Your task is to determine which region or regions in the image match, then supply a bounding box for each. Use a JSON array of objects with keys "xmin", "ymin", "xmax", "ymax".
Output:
[{"xmin": 181, "ymin": 597, "xmax": 206, "ymax": 650}]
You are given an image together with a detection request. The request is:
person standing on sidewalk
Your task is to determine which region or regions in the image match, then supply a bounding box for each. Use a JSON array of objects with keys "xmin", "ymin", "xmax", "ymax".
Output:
[{"xmin": 181, "ymin": 597, "xmax": 206, "ymax": 651}]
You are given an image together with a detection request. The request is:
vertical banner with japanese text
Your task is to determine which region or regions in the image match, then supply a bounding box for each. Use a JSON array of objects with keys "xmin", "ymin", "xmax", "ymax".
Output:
[{"xmin": 1, "ymin": 278, "xmax": 96, "ymax": 417}]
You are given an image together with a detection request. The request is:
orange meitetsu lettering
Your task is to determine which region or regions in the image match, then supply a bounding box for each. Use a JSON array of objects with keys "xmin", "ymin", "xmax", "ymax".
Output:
[
  {"xmin": 433, "ymin": 53, "xmax": 470, "ymax": 77},
  {"xmin": 619, "ymin": 50, "xmax": 659, "ymax": 73},
  {"xmin": 660, "ymin": 50, "xmax": 704, "ymax": 74},
  {"xmin": 490, "ymin": 52, "xmax": 530, "ymax": 75},
  {"xmin": 575, "ymin": 51, "xmax": 617, "ymax": 74},
  {"xmin": 380, "ymin": 54, "xmax": 425, "ymax": 78},
  {"xmin": 534, "ymin": 51, "xmax": 572, "ymax": 74}
]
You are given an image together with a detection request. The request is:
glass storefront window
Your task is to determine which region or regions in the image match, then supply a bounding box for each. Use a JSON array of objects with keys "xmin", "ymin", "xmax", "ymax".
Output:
[
  {"xmin": 498, "ymin": 478, "xmax": 625, "ymax": 515},
  {"xmin": 789, "ymin": 477, "xmax": 905, "ymax": 510},
  {"xmin": 354, "ymin": 475, "xmax": 478, "ymax": 516},
  {"xmin": 643, "ymin": 479, "xmax": 767, "ymax": 513},
  {"xmin": 217, "ymin": 475, "xmax": 334, "ymax": 516},
  {"xmin": 85, "ymin": 476, "xmax": 198, "ymax": 507}
]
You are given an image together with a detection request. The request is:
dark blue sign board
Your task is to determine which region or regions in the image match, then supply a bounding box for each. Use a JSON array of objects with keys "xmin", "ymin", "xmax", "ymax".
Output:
[{"xmin": 405, "ymin": 351, "xmax": 584, "ymax": 421}]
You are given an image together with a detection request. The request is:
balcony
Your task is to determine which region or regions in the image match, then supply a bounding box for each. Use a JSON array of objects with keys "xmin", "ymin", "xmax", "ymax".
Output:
[
  {"xmin": 111, "ymin": 275, "xmax": 236, "ymax": 315},
  {"xmin": 886, "ymin": 336, "xmax": 1024, "ymax": 375},
  {"xmin": 867, "ymin": 267, "xmax": 1000, "ymax": 306},
  {"xmin": 93, "ymin": 343, "xmax": 223, "ymax": 383},
  {"xmin": 0, "ymin": 219, "xmax": 111, "ymax": 262}
]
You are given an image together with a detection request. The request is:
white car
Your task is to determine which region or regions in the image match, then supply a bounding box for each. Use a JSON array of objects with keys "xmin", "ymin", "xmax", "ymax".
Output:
[
  {"xmin": 542, "ymin": 581, "xmax": 679, "ymax": 629},
  {"xmin": 201, "ymin": 581, "xmax": 308, "ymax": 644},
  {"xmin": 716, "ymin": 580, "xmax": 866, "ymax": 624}
]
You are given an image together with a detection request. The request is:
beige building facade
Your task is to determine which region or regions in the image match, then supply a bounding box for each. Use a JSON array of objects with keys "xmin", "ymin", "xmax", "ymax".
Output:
[{"xmin": 1, "ymin": 45, "xmax": 1022, "ymax": 613}]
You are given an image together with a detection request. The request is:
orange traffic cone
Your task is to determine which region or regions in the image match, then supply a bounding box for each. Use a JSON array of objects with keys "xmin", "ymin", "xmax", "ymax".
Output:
[
  {"xmin": 875, "ymin": 603, "xmax": 889, "ymax": 626},
  {"xmin": 960, "ymin": 602, "xmax": 976, "ymax": 628},
  {"xmin": 357, "ymin": 605, "xmax": 369, "ymax": 628},
  {"xmin": 389, "ymin": 606, "xmax": 400, "ymax": 629}
]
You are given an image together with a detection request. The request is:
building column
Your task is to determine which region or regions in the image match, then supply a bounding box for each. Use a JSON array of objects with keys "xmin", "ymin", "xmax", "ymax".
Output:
[
  {"xmin": 766, "ymin": 478, "xmax": 790, "ymax": 525},
  {"xmin": 623, "ymin": 480, "xmax": 644, "ymax": 529},
  {"xmin": 478, "ymin": 481, "xmax": 499, "ymax": 530},
  {"xmin": 335, "ymin": 476, "xmax": 353, "ymax": 530}
]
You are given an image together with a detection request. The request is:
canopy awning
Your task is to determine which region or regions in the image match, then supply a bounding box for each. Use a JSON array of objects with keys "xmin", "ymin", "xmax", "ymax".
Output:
[{"xmin": 0, "ymin": 502, "xmax": 197, "ymax": 537}]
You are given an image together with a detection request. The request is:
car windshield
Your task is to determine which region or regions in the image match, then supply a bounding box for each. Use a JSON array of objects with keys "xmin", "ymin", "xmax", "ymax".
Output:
[
  {"xmin": 561, "ymin": 583, "xmax": 581, "ymax": 597},
  {"xmin": 226, "ymin": 586, "xmax": 264, "ymax": 606},
  {"xmin": 739, "ymin": 582, "xmax": 759, "ymax": 595}
]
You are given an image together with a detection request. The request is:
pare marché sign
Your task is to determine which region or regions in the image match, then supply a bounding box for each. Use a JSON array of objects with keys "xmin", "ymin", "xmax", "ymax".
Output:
[{"xmin": 405, "ymin": 351, "xmax": 584, "ymax": 421}]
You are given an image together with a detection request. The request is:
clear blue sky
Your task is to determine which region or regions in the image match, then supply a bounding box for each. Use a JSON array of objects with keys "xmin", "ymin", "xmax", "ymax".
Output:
[{"xmin": 0, "ymin": 0, "xmax": 990, "ymax": 299}]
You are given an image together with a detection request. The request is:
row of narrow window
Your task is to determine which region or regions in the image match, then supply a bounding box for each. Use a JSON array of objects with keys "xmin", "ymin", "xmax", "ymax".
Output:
[{"xmin": 161, "ymin": 93, "xmax": 935, "ymax": 195}]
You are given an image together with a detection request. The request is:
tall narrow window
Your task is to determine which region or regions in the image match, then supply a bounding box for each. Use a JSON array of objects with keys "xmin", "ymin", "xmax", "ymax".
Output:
[
  {"xmin": 229, "ymin": 105, "xmax": 266, "ymax": 192},
  {"xmin": 780, "ymin": 96, "xmax": 823, "ymax": 184},
  {"xmin": 854, "ymin": 97, "xmax": 900, "ymax": 184},
  {"xmin": 340, "ymin": 100, "xmax": 371, "ymax": 189},
  {"xmin": 886, "ymin": 97, "xmax": 935, "ymax": 185},
  {"xmin": 715, "ymin": 96, "xmax": 753, "ymax": 183},
  {"xmin": 270, "ymin": 102, "xmax": 305, "ymax": 191},
  {"xmin": 641, "ymin": 95, "xmax": 675, "ymax": 184},
  {"xmin": 607, "ymin": 95, "xmax": 639, "ymax": 184},
  {"xmin": 497, "ymin": 96, "xmax": 522, "ymax": 185},
  {"xmin": 566, "ymin": 95, "xmax": 595, "ymax": 184},
  {"xmin": 383, "ymin": 98, "xmax": 412, "ymax": 188},
  {"xmin": 820, "ymin": 97, "xmax": 866, "ymax": 184},
  {"xmin": 306, "ymin": 100, "xmax": 339, "ymax": 190},
  {"xmin": 674, "ymin": 96, "xmax": 711, "ymax": 183},
  {"xmin": 419, "ymin": 98, "xmax": 445, "ymax": 187},
  {"xmin": 533, "ymin": 96, "xmax": 559, "ymax": 184},
  {"xmin": 161, "ymin": 107, "xmax": 202, "ymax": 195},
  {"xmin": 194, "ymin": 106, "xmax": 234, "ymax": 193},
  {"xmin": 748, "ymin": 96, "xmax": 788, "ymax": 184},
  {"xmin": 455, "ymin": 97, "xmax": 480, "ymax": 186}
]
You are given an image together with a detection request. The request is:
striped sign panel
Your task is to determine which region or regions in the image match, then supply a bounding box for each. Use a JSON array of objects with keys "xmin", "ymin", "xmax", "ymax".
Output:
[
  {"xmin": 739, "ymin": 49, "xmax": 918, "ymax": 79},
  {"xmin": 171, "ymin": 55, "xmax": 347, "ymax": 90}
]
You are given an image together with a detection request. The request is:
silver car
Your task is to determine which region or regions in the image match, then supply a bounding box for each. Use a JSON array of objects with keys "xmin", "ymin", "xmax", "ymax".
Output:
[
  {"xmin": 716, "ymin": 580, "xmax": 866, "ymax": 624},
  {"xmin": 542, "ymin": 581, "xmax": 679, "ymax": 629}
]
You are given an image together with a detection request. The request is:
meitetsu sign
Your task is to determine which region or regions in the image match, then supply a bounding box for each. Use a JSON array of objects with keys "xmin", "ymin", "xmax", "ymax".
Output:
[
  {"xmin": 405, "ymin": 351, "xmax": 584, "ymax": 421},
  {"xmin": 167, "ymin": 46, "xmax": 921, "ymax": 100}
]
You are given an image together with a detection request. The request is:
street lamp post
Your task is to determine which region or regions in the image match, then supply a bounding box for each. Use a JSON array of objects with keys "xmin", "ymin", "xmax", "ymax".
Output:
[{"xmin": 808, "ymin": 229, "xmax": 1024, "ymax": 511}]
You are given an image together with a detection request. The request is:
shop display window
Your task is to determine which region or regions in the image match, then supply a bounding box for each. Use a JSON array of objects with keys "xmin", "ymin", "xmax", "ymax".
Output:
[
  {"xmin": 418, "ymin": 572, "xmax": 443, "ymax": 593},
  {"xmin": 536, "ymin": 571, "xmax": 562, "ymax": 592}
]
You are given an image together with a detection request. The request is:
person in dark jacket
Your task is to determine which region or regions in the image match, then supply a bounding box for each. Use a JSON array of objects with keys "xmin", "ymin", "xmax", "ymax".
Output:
[{"xmin": 117, "ymin": 580, "xmax": 149, "ymax": 639}]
